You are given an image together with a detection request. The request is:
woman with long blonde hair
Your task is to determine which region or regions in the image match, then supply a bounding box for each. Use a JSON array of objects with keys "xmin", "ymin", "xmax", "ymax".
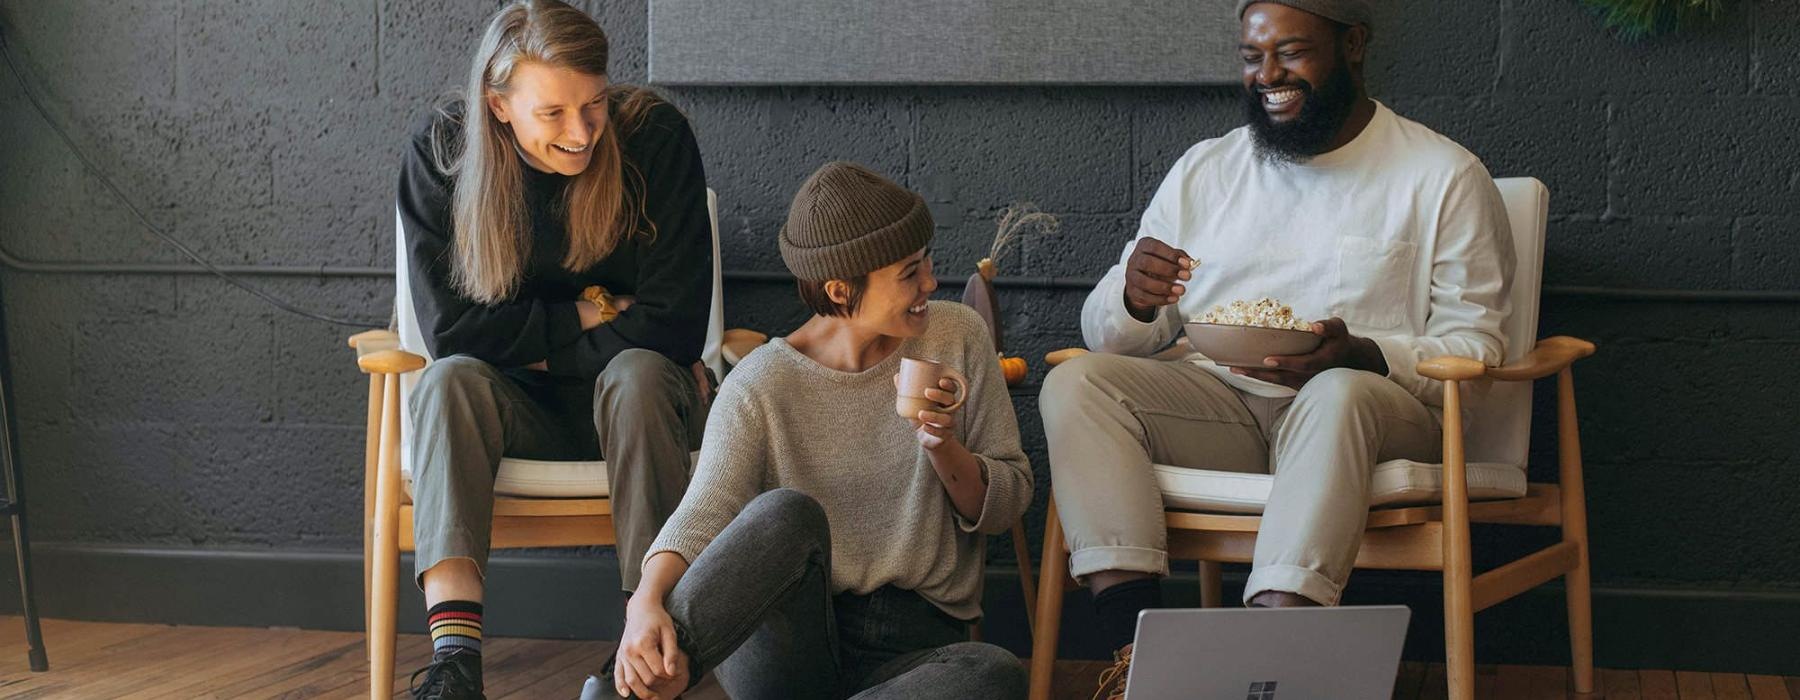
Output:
[{"xmin": 396, "ymin": 2, "xmax": 712, "ymax": 697}]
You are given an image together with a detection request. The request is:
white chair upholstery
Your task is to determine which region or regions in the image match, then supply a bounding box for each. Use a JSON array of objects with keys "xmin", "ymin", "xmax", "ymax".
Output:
[
  {"xmin": 1155, "ymin": 177, "xmax": 1549, "ymax": 513},
  {"xmin": 391, "ymin": 189, "xmax": 725, "ymax": 497}
]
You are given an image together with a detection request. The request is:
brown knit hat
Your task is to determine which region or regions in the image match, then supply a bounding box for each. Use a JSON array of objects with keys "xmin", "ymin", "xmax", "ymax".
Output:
[
  {"xmin": 779, "ymin": 162, "xmax": 934, "ymax": 282},
  {"xmin": 1236, "ymin": 0, "xmax": 1372, "ymax": 28}
]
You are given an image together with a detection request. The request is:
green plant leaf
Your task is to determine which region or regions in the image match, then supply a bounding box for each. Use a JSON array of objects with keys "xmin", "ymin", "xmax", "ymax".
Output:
[{"xmin": 1578, "ymin": 0, "xmax": 1727, "ymax": 39}]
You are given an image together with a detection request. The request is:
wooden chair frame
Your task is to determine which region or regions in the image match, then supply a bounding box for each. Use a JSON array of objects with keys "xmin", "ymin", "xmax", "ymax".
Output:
[
  {"xmin": 1026, "ymin": 337, "xmax": 1598, "ymax": 700},
  {"xmin": 353, "ymin": 330, "xmax": 646, "ymax": 698}
]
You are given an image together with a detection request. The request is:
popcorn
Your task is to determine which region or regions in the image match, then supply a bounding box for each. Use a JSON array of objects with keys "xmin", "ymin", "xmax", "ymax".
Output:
[{"xmin": 1196, "ymin": 297, "xmax": 1312, "ymax": 331}]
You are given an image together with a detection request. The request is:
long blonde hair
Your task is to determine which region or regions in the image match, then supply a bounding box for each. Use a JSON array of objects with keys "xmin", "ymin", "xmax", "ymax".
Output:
[{"xmin": 437, "ymin": 0, "xmax": 662, "ymax": 304}]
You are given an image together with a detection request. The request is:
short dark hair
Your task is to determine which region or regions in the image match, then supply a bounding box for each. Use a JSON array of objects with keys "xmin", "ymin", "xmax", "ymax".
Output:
[{"xmin": 795, "ymin": 275, "xmax": 869, "ymax": 317}]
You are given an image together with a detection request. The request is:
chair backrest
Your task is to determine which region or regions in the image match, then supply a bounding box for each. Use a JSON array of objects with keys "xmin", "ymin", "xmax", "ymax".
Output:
[
  {"xmin": 390, "ymin": 189, "xmax": 725, "ymax": 471},
  {"xmin": 1465, "ymin": 177, "xmax": 1548, "ymax": 468}
]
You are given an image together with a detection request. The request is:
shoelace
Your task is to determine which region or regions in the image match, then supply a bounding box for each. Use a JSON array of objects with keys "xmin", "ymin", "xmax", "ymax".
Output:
[
  {"xmin": 1091, "ymin": 647, "xmax": 1133, "ymax": 700},
  {"xmin": 410, "ymin": 655, "xmax": 479, "ymax": 699}
]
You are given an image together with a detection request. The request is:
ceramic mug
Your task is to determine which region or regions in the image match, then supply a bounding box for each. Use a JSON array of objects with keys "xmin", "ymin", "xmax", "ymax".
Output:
[{"xmin": 894, "ymin": 356, "xmax": 968, "ymax": 424}]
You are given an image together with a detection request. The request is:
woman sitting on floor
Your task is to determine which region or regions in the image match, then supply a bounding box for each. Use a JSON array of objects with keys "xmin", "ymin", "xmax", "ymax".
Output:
[{"xmin": 605, "ymin": 162, "xmax": 1033, "ymax": 700}]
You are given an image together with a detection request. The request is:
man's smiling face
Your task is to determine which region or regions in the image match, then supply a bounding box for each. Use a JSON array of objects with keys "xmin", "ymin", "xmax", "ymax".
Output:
[{"xmin": 1238, "ymin": 3, "xmax": 1366, "ymax": 162}]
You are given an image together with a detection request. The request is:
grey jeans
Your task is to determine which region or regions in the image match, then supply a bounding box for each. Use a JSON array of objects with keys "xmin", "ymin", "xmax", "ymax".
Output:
[
  {"xmin": 408, "ymin": 349, "xmax": 706, "ymax": 591},
  {"xmin": 640, "ymin": 489, "xmax": 1026, "ymax": 700},
  {"xmin": 1040, "ymin": 354, "xmax": 1441, "ymax": 605}
]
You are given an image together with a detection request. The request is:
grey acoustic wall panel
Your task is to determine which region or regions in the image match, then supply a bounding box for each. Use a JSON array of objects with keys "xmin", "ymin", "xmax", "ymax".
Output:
[{"xmin": 648, "ymin": 0, "xmax": 1243, "ymax": 85}]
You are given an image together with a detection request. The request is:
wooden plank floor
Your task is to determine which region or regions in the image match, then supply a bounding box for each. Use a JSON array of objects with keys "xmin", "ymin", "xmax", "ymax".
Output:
[{"xmin": 0, "ymin": 617, "xmax": 1793, "ymax": 699}]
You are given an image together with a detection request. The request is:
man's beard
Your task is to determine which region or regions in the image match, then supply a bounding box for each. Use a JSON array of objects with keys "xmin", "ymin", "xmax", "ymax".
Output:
[{"xmin": 1243, "ymin": 57, "xmax": 1359, "ymax": 164}]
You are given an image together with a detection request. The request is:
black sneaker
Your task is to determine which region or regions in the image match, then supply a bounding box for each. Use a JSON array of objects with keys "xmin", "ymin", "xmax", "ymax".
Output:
[{"xmin": 410, "ymin": 649, "xmax": 485, "ymax": 700}]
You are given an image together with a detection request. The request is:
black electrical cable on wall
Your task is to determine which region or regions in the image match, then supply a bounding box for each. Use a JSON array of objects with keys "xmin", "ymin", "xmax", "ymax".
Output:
[{"xmin": 0, "ymin": 27, "xmax": 387, "ymax": 328}]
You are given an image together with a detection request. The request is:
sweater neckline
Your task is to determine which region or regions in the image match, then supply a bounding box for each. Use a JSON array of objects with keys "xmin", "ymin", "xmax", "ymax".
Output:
[
  {"xmin": 513, "ymin": 141, "xmax": 570, "ymax": 188},
  {"xmin": 1295, "ymin": 100, "xmax": 1391, "ymax": 169},
  {"xmin": 766, "ymin": 334, "xmax": 920, "ymax": 384}
]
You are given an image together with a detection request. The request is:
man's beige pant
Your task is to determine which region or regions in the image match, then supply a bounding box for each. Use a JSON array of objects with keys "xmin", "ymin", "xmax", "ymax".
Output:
[{"xmin": 1039, "ymin": 353, "xmax": 1441, "ymax": 605}]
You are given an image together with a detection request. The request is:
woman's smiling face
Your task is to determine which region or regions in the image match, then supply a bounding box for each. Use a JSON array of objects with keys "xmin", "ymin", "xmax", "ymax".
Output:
[
  {"xmin": 846, "ymin": 248, "xmax": 938, "ymax": 339},
  {"xmin": 487, "ymin": 61, "xmax": 609, "ymax": 176}
]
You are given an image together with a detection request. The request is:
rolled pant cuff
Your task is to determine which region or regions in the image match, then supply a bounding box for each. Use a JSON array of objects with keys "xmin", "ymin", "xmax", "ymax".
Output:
[
  {"xmin": 413, "ymin": 527, "xmax": 488, "ymax": 589},
  {"xmin": 1243, "ymin": 564, "xmax": 1341, "ymax": 606},
  {"xmin": 1069, "ymin": 545, "xmax": 1169, "ymax": 583}
]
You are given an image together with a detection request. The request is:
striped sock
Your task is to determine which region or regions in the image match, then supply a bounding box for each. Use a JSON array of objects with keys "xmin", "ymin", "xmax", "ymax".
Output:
[{"xmin": 428, "ymin": 600, "xmax": 483, "ymax": 658}]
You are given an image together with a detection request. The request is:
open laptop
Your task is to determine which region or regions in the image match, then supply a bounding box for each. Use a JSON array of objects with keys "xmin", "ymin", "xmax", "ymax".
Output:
[{"xmin": 1125, "ymin": 605, "xmax": 1411, "ymax": 700}]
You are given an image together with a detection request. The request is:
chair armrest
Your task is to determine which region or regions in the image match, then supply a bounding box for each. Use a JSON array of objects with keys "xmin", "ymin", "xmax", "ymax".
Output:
[
  {"xmin": 1044, "ymin": 348, "xmax": 1088, "ymax": 367},
  {"xmin": 1485, "ymin": 336, "xmax": 1596, "ymax": 382},
  {"xmin": 1417, "ymin": 356, "xmax": 1487, "ymax": 382},
  {"xmin": 349, "ymin": 329, "xmax": 403, "ymax": 371},
  {"xmin": 1418, "ymin": 336, "xmax": 1597, "ymax": 383},
  {"xmin": 359, "ymin": 349, "xmax": 428, "ymax": 375},
  {"xmin": 348, "ymin": 329, "xmax": 397, "ymax": 350},
  {"xmin": 721, "ymin": 328, "xmax": 769, "ymax": 367}
]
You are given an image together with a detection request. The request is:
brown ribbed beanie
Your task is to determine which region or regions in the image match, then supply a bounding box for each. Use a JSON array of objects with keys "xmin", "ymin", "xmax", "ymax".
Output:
[
  {"xmin": 1236, "ymin": 0, "xmax": 1372, "ymax": 28},
  {"xmin": 779, "ymin": 162, "xmax": 934, "ymax": 282}
]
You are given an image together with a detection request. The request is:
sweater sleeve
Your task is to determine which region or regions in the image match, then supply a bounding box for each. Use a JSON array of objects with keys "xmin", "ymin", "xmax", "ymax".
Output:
[
  {"xmin": 944, "ymin": 305, "xmax": 1034, "ymax": 535},
  {"xmin": 645, "ymin": 369, "xmax": 767, "ymax": 566},
  {"xmin": 398, "ymin": 110, "xmax": 565, "ymax": 366},
  {"xmin": 1081, "ymin": 163, "xmax": 1186, "ymax": 357},
  {"xmin": 1370, "ymin": 162, "xmax": 1515, "ymax": 407},
  {"xmin": 545, "ymin": 104, "xmax": 714, "ymax": 379}
]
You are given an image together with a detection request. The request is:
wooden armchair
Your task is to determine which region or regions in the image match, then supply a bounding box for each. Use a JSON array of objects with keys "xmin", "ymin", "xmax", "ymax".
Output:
[{"xmin": 1025, "ymin": 178, "xmax": 1598, "ymax": 700}]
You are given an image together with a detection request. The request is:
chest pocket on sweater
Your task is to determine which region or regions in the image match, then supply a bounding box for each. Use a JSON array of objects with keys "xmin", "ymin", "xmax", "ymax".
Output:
[{"xmin": 1330, "ymin": 235, "xmax": 1416, "ymax": 330}]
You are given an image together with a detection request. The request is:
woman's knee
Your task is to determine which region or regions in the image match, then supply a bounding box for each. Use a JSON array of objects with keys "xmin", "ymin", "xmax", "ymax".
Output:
[
  {"xmin": 741, "ymin": 489, "xmax": 829, "ymax": 547},
  {"xmin": 415, "ymin": 355, "xmax": 501, "ymax": 393},
  {"xmin": 595, "ymin": 349, "xmax": 680, "ymax": 406},
  {"xmin": 940, "ymin": 642, "xmax": 1027, "ymax": 696},
  {"xmin": 411, "ymin": 355, "xmax": 506, "ymax": 421}
]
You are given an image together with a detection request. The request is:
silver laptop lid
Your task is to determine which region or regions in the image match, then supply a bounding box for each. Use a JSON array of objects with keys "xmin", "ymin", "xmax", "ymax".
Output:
[{"xmin": 1125, "ymin": 605, "xmax": 1411, "ymax": 700}]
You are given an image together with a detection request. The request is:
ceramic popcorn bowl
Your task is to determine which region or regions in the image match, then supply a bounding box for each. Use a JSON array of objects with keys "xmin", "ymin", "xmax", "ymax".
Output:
[{"xmin": 1182, "ymin": 322, "xmax": 1323, "ymax": 368}]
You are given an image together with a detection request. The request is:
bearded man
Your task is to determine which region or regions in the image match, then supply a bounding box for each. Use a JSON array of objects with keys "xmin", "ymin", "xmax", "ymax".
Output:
[{"xmin": 1039, "ymin": 1, "xmax": 1516, "ymax": 694}]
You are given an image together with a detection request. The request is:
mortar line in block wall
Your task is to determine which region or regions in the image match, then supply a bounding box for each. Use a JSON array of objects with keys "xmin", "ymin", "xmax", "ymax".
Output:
[
  {"xmin": 4, "ymin": 243, "xmax": 1800, "ymax": 303},
  {"xmin": 170, "ymin": 5, "xmax": 180, "ymax": 101},
  {"xmin": 373, "ymin": 0, "xmax": 382, "ymax": 98}
]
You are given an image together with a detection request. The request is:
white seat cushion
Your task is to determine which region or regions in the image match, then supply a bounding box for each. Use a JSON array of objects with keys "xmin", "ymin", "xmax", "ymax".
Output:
[
  {"xmin": 1153, "ymin": 460, "xmax": 1528, "ymax": 515},
  {"xmin": 492, "ymin": 457, "xmax": 613, "ymax": 498},
  {"xmin": 404, "ymin": 452, "xmax": 700, "ymax": 499}
]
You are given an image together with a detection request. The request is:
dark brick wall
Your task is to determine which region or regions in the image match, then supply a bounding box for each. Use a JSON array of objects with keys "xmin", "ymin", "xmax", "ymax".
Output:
[{"xmin": 1, "ymin": 1, "xmax": 1796, "ymax": 594}]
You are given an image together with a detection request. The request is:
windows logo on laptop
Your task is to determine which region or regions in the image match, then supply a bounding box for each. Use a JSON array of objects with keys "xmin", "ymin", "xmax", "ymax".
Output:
[{"xmin": 1246, "ymin": 681, "xmax": 1278, "ymax": 700}]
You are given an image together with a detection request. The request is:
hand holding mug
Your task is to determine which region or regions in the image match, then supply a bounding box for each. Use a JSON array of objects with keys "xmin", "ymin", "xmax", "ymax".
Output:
[{"xmin": 894, "ymin": 357, "xmax": 968, "ymax": 428}]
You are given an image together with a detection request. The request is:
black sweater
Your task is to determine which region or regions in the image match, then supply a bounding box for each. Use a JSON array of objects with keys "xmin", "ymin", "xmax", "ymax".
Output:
[{"xmin": 396, "ymin": 98, "xmax": 712, "ymax": 381}]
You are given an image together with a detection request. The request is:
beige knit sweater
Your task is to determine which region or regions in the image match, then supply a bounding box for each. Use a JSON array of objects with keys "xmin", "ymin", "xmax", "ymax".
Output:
[{"xmin": 646, "ymin": 301, "xmax": 1033, "ymax": 620}]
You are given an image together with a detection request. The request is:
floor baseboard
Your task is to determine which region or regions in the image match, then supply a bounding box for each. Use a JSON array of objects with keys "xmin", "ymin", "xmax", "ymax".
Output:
[{"xmin": 0, "ymin": 543, "xmax": 1793, "ymax": 675}]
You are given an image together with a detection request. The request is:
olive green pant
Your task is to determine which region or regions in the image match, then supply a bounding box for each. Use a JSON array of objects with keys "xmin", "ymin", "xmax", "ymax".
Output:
[{"xmin": 407, "ymin": 350, "xmax": 706, "ymax": 592}]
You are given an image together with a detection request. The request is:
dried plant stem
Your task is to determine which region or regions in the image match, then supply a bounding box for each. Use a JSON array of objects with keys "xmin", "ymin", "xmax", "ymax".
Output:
[{"xmin": 980, "ymin": 202, "xmax": 1060, "ymax": 280}]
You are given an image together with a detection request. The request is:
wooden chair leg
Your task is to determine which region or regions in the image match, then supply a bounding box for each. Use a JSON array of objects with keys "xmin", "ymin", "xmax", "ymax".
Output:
[
  {"xmin": 1198, "ymin": 560, "xmax": 1223, "ymax": 608},
  {"xmin": 364, "ymin": 374, "xmax": 381, "ymax": 662},
  {"xmin": 1012, "ymin": 521, "xmax": 1038, "ymax": 637},
  {"xmin": 1441, "ymin": 380, "xmax": 1476, "ymax": 700},
  {"xmin": 370, "ymin": 374, "xmax": 403, "ymax": 699},
  {"xmin": 1558, "ymin": 368, "xmax": 1595, "ymax": 695},
  {"xmin": 1028, "ymin": 498, "xmax": 1068, "ymax": 700}
]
